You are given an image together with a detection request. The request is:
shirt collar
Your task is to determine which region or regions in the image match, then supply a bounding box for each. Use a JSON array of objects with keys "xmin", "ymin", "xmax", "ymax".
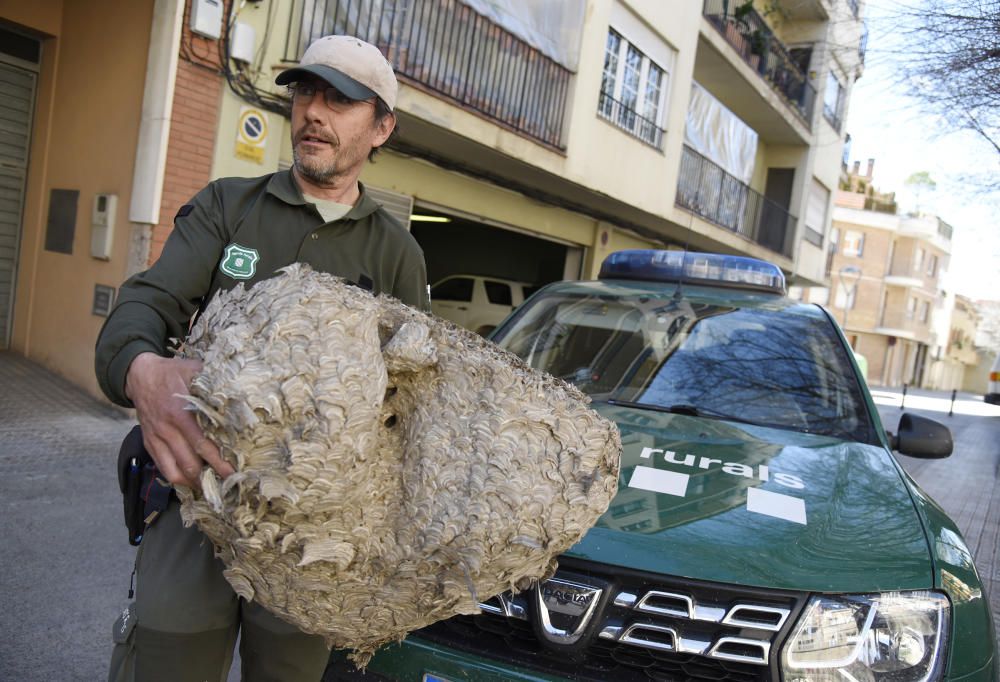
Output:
[{"xmin": 266, "ymin": 170, "xmax": 379, "ymax": 220}]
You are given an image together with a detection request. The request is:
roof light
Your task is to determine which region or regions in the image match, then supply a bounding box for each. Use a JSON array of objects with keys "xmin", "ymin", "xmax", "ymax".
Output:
[{"xmin": 598, "ymin": 250, "xmax": 786, "ymax": 295}]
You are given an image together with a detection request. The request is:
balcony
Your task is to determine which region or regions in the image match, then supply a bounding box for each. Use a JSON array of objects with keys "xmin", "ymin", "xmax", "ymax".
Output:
[
  {"xmin": 286, "ymin": 0, "xmax": 572, "ymax": 149},
  {"xmin": 702, "ymin": 0, "xmax": 817, "ymax": 125},
  {"xmin": 677, "ymin": 145, "xmax": 795, "ymax": 258},
  {"xmin": 597, "ymin": 91, "xmax": 665, "ymax": 149},
  {"xmin": 883, "ymin": 271, "xmax": 923, "ymax": 288},
  {"xmin": 876, "ymin": 308, "xmax": 927, "ymax": 341}
]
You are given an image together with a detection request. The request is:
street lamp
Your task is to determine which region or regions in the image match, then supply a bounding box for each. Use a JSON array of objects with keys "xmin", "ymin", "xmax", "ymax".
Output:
[{"xmin": 838, "ymin": 265, "xmax": 862, "ymax": 332}]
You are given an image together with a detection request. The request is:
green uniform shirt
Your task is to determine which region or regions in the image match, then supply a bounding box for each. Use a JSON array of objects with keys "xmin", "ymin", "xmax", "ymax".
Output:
[{"xmin": 95, "ymin": 171, "xmax": 429, "ymax": 407}]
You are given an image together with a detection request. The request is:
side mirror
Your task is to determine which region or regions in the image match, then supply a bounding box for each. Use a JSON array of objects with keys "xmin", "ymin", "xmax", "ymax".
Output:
[{"xmin": 894, "ymin": 413, "xmax": 953, "ymax": 458}]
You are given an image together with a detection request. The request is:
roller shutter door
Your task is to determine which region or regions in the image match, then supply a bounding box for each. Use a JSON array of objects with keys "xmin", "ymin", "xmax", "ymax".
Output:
[{"xmin": 0, "ymin": 61, "xmax": 36, "ymax": 349}]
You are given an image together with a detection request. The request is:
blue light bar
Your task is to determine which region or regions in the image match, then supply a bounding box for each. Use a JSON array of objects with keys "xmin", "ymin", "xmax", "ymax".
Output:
[{"xmin": 598, "ymin": 250, "xmax": 786, "ymax": 294}]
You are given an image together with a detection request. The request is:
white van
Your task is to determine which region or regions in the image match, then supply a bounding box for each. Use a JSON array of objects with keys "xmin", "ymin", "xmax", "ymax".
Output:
[
  {"xmin": 430, "ymin": 275, "xmax": 537, "ymax": 336},
  {"xmin": 986, "ymin": 353, "xmax": 1000, "ymax": 405}
]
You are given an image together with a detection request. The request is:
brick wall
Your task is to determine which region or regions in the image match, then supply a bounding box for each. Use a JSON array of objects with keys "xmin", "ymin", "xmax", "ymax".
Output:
[
  {"xmin": 149, "ymin": 0, "xmax": 226, "ymax": 264},
  {"xmin": 855, "ymin": 332, "xmax": 888, "ymax": 384}
]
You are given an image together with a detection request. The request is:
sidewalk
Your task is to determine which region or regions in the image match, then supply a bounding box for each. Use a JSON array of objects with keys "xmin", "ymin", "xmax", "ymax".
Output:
[
  {"xmin": 872, "ymin": 385, "xmax": 1000, "ymax": 646},
  {"xmin": 0, "ymin": 351, "xmax": 135, "ymax": 680}
]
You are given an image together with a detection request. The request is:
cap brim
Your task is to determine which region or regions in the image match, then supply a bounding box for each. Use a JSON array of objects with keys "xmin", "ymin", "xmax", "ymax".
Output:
[{"xmin": 275, "ymin": 64, "xmax": 378, "ymax": 101}]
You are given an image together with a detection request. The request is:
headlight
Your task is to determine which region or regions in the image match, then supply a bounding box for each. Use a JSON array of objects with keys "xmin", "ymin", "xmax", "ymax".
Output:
[{"xmin": 781, "ymin": 591, "xmax": 949, "ymax": 681}]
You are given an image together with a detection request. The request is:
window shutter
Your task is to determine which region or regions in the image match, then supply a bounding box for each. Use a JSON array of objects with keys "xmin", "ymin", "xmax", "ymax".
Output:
[
  {"xmin": 365, "ymin": 185, "xmax": 414, "ymax": 231},
  {"xmin": 806, "ymin": 180, "xmax": 829, "ymax": 233}
]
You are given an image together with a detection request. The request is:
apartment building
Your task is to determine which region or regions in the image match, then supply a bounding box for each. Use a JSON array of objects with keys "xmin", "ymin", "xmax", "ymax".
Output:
[
  {"xmin": 799, "ymin": 164, "xmax": 952, "ymax": 387},
  {"xmin": 923, "ymin": 293, "xmax": 980, "ymax": 391},
  {"xmin": 2, "ymin": 0, "xmax": 866, "ymax": 398}
]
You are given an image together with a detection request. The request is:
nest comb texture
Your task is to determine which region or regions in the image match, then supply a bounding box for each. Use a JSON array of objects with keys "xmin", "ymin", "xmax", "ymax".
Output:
[{"xmin": 178, "ymin": 263, "xmax": 621, "ymax": 664}]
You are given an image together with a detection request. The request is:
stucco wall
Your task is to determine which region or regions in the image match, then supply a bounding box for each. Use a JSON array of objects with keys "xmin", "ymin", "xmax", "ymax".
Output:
[{"xmin": 6, "ymin": 0, "xmax": 153, "ymax": 397}]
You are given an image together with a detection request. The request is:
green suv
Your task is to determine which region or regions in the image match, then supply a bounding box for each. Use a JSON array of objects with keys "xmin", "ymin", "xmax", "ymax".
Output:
[{"xmin": 327, "ymin": 251, "xmax": 997, "ymax": 681}]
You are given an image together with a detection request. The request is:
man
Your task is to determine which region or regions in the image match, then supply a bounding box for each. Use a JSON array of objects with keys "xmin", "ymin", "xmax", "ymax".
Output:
[{"xmin": 95, "ymin": 35, "xmax": 428, "ymax": 681}]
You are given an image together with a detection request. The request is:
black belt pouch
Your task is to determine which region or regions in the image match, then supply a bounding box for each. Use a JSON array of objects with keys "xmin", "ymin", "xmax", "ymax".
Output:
[{"xmin": 116, "ymin": 425, "xmax": 152, "ymax": 546}]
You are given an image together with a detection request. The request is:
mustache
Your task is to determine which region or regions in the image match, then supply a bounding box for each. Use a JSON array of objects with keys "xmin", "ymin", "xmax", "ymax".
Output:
[{"xmin": 294, "ymin": 126, "xmax": 338, "ymax": 146}]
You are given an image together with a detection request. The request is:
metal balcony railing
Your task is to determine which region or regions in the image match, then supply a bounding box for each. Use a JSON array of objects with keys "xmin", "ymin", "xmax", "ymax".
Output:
[
  {"xmin": 702, "ymin": 0, "xmax": 816, "ymax": 125},
  {"xmin": 677, "ymin": 145, "xmax": 795, "ymax": 257},
  {"xmin": 597, "ymin": 91, "xmax": 665, "ymax": 149},
  {"xmin": 286, "ymin": 0, "xmax": 572, "ymax": 149}
]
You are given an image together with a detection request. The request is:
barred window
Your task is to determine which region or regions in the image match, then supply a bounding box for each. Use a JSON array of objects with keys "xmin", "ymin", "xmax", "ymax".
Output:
[{"xmin": 597, "ymin": 28, "xmax": 670, "ymax": 148}]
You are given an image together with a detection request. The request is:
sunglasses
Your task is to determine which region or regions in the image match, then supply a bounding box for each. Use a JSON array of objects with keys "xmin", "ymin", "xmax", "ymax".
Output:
[{"xmin": 287, "ymin": 82, "xmax": 374, "ymax": 109}]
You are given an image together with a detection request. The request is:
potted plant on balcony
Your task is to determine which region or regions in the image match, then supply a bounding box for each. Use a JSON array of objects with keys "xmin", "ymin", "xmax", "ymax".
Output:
[
  {"xmin": 732, "ymin": 1, "xmax": 755, "ymax": 56},
  {"xmin": 748, "ymin": 28, "xmax": 770, "ymax": 72}
]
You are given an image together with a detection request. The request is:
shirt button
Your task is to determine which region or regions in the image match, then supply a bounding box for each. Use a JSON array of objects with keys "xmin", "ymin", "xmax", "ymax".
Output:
[{"xmin": 311, "ymin": 233, "xmax": 319, "ymax": 240}]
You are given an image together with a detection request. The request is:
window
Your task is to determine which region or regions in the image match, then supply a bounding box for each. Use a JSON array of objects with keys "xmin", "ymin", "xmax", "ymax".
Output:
[
  {"xmin": 914, "ymin": 247, "xmax": 924, "ymax": 272},
  {"xmin": 484, "ymin": 281, "xmax": 513, "ymax": 306},
  {"xmin": 598, "ymin": 28, "xmax": 669, "ymax": 147},
  {"xmin": 927, "ymin": 254, "xmax": 938, "ymax": 277},
  {"xmin": 843, "ymin": 230, "xmax": 864, "ymax": 257},
  {"xmin": 920, "ymin": 300, "xmax": 930, "ymax": 323},
  {"xmin": 494, "ymin": 290, "xmax": 874, "ymax": 442},
  {"xmin": 823, "ymin": 71, "xmax": 844, "ymax": 130},
  {"xmin": 431, "ymin": 277, "xmax": 474, "ymax": 302},
  {"xmin": 804, "ymin": 180, "xmax": 830, "ymax": 246},
  {"xmin": 906, "ymin": 296, "xmax": 917, "ymax": 320}
]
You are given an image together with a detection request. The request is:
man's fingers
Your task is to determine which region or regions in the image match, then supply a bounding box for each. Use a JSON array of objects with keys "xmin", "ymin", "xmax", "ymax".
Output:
[
  {"xmin": 195, "ymin": 438, "xmax": 235, "ymax": 478},
  {"xmin": 174, "ymin": 410, "xmax": 233, "ymax": 478},
  {"xmin": 144, "ymin": 433, "xmax": 186, "ymax": 486},
  {"xmin": 160, "ymin": 427, "xmax": 204, "ymax": 487}
]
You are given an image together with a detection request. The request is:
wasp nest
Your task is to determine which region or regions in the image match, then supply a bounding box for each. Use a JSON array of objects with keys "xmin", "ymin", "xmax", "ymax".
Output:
[{"xmin": 177, "ymin": 264, "xmax": 621, "ymax": 665}]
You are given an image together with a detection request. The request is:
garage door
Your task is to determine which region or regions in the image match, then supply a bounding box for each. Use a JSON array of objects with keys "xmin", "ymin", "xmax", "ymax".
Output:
[
  {"xmin": 0, "ymin": 42, "xmax": 38, "ymax": 349},
  {"xmin": 408, "ymin": 203, "xmax": 584, "ymax": 287}
]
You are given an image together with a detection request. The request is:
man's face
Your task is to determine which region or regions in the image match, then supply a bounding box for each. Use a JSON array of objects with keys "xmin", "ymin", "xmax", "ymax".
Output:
[{"xmin": 290, "ymin": 77, "xmax": 395, "ymax": 186}]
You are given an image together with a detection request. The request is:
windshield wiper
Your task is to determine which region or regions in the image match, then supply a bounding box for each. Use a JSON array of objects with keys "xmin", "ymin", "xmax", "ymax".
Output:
[{"xmin": 602, "ymin": 399, "xmax": 767, "ymax": 427}]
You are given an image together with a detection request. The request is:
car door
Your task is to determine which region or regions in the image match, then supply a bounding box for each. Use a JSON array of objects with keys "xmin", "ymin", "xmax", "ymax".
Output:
[
  {"xmin": 430, "ymin": 276, "xmax": 475, "ymax": 328},
  {"xmin": 473, "ymin": 279, "xmax": 516, "ymax": 334}
]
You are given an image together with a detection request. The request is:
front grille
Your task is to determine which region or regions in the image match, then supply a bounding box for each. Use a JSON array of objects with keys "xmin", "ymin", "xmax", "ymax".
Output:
[{"xmin": 413, "ymin": 558, "xmax": 806, "ymax": 682}]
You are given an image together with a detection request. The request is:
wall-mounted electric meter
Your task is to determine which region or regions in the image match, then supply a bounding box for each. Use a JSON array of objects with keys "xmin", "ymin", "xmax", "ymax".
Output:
[{"xmin": 90, "ymin": 193, "xmax": 117, "ymax": 261}]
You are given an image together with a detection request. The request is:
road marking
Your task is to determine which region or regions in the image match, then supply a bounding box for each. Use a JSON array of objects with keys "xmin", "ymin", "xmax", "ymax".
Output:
[
  {"xmin": 628, "ymin": 466, "xmax": 689, "ymax": 497},
  {"xmin": 746, "ymin": 487, "xmax": 807, "ymax": 525}
]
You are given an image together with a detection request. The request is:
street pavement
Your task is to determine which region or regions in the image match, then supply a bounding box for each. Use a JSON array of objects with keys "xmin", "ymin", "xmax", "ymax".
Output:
[
  {"xmin": 0, "ymin": 352, "xmax": 134, "ymax": 681},
  {"xmin": 1, "ymin": 351, "xmax": 998, "ymax": 679},
  {"xmin": 872, "ymin": 385, "xmax": 1000, "ymax": 648}
]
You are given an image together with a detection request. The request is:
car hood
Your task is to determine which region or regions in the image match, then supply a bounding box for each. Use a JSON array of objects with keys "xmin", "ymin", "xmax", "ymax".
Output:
[{"xmin": 567, "ymin": 404, "xmax": 934, "ymax": 593}]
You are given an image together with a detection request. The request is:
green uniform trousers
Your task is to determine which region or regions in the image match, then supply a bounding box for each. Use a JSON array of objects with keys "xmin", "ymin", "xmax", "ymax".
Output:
[{"xmin": 108, "ymin": 498, "xmax": 330, "ymax": 682}]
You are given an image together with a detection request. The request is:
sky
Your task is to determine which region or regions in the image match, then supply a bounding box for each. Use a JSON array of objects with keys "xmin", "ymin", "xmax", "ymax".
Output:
[{"xmin": 843, "ymin": 0, "xmax": 1000, "ymax": 302}]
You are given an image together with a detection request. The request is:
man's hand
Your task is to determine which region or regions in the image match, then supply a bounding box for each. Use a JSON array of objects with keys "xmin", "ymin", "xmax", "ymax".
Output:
[{"xmin": 125, "ymin": 352, "xmax": 235, "ymax": 487}]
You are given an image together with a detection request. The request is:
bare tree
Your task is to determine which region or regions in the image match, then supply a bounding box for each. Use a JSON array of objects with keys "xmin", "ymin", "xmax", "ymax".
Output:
[{"xmin": 893, "ymin": 1, "xmax": 1000, "ymax": 159}]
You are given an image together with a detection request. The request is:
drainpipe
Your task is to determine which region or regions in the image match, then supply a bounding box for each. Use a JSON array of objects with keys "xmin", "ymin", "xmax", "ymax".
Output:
[{"xmin": 127, "ymin": 0, "xmax": 184, "ymax": 277}]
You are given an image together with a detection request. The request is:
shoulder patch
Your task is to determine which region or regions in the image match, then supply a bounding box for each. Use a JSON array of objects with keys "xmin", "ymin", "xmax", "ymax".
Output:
[
  {"xmin": 174, "ymin": 204, "xmax": 194, "ymax": 220},
  {"xmin": 219, "ymin": 243, "xmax": 260, "ymax": 280}
]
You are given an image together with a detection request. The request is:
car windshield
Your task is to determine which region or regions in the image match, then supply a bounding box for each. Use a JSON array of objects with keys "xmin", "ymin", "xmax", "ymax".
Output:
[{"xmin": 493, "ymin": 288, "xmax": 875, "ymax": 443}]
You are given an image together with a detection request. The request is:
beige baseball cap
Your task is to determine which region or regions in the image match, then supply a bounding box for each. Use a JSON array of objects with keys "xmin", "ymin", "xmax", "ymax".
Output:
[{"xmin": 276, "ymin": 35, "xmax": 398, "ymax": 110}]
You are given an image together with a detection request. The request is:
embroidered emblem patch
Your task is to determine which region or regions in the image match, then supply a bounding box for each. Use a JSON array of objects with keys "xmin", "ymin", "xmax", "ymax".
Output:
[{"xmin": 220, "ymin": 244, "xmax": 260, "ymax": 280}]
